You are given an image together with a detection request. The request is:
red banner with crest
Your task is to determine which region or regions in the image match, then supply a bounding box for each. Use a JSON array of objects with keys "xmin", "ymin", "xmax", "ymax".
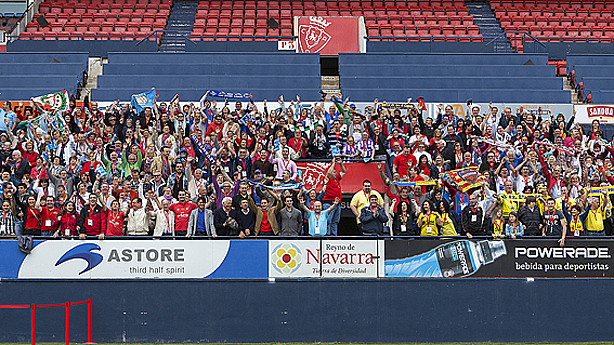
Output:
[
  {"xmin": 297, "ymin": 162, "xmax": 385, "ymax": 194},
  {"xmin": 296, "ymin": 16, "xmax": 364, "ymax": 55}
]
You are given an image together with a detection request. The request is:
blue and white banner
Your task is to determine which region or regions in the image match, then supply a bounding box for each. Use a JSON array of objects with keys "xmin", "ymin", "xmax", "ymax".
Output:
[
  {"xmin": 131, "ymin": 88, "xmax": 157, "ymax": 115},
  {"xmin": 199, "ymin": 90, "xmax": 252, "ymax": 105}
]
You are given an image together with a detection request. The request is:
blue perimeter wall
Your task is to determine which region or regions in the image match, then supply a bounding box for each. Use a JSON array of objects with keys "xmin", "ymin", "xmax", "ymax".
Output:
[{"xmin": 0, "ymin": 279, "xmax": 613, "ymax": 343}]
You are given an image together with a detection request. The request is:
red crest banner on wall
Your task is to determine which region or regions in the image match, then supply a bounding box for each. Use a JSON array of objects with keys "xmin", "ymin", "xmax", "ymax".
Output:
[{"xmin": 296, "ymin": 16, "xmax": 365, "ymax": 55}]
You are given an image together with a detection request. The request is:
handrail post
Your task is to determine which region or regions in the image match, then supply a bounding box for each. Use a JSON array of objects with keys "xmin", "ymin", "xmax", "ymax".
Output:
[
  {"xmin": 30, "ymin": 304, "xmax": 36, "ymax": 345},
  {"xmin": 87, "ymin": 299, "xmax": 92, "ymax": 343},
  {"xmin": 65, "ymin": 302, "xmax": 70, "ymax": 345}
]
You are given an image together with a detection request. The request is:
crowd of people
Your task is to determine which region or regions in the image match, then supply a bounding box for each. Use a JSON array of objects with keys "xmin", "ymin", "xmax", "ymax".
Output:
[{"xmin": 0, "ymin": 94, "xmax": 611, "ymax": 243}]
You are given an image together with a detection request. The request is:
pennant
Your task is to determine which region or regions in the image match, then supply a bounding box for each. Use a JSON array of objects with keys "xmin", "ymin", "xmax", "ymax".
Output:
[
  {"xmin": 498, "ymin": 193, "xmax": 541, "ymax": 202},
  {"xmin": 130, "ymin": 88, "xmax": 157, "ymax": 115},
  {"xmin": 392, "ymin": 180, "xmax": 437, "ymax": 187},
  {"xmin": 239, "ymin": 113, "xmax": 252, "ymax": 125},
  {"xmin": 581, "ymin": 186, "xmax": 614, "ymax": 196},
  {"xmin": 95, "ymin": 165, "xmax": 108, "ymax": 178},
  {"xmin": 535, "ymin": 140, "xmax": 575, "ymax": 156},
  {"xmin": 202, "ymin": 90, "xmax": 252, "ymax": 101},
  {"xmin": 249, "ymin": 180, "xmax": 302, "ymax": 190},
  {"xmin": 377, "ymin": 102, "xmax": 416, "ymax": 111},
  {"xmin": 332, "ymin": 95, "xmax": 363, "ymax": 122},
  {"xmin": 441, "ymin": 167, "xmax": 487, "ymax": 192},
  {"xmin": 416, "ymin": 96, "xmax": 426, "ymax": 112},
  {"xmin": 476, "ymin": 137, "xmax": 516, "ymax": 150},
  {"xmin": 32, "ymin": 90, "xmax": 69, "ymax": 112},
  {"xmin": 190, "ymin": 134, "xmax": 216, "ymax": 164}
]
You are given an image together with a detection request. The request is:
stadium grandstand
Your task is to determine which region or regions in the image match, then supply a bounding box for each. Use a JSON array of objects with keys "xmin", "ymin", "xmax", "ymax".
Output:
[{"xmin": 2, "ymin": 0, "xmax": 614, "ymax": 344}]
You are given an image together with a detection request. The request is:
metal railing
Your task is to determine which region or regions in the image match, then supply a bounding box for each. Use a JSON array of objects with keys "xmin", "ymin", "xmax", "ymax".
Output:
[{"xmin": 485, "ymin": 30, "xmax": 547, "ymax": 53}]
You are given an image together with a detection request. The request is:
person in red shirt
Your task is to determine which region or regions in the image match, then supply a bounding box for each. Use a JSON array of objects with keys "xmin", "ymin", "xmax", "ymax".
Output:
[
  {"xmin": 393, "ymin": 145, "xmax": 417, "ymax": 179},
  {"xmin": 40, "ymin": 196, "xmax": 60, "ymax": 237},
  {"xmin": 104, "ymin": 200, "xmax": 125, "ymax": 237},
  {"xmin": 78, "ymin": 194, "xmax": 106, "ymax": 239},
  {"xmin": 23, "ymin": 195, "xmax": 41, "ymax": 236},
  {"xmin": 55, "ymin": 201, "xmax": 78, "ymax": 237},
  {"xmin": 322, "ymin": 157, "xmax": 346, "ymax": 236},
  {"xmin": 204, "ymin": 115, "xmax": 224, "ymax": 139},
  {"xmin": 169, "ymin": 190, "xmax": 198, "ymax": 236},
  {"xmin": 18, "ymin": 141, "xmax": 39, "ymax": 167},
  {"xmin": 288, "ymin": 129, "xmax": 309, "ymax": 158}
]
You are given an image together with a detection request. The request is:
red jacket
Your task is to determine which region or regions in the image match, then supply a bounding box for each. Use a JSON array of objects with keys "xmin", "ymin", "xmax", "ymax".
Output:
[
  {"xmin": 41, "ymin": 206, "xmax": 61, "ymax": 233},
  {"xmin": 25, "ymin": 207, "xmax": 41, "ymax": 230},
  {"xmin": 60, "ymin": 213, "xmax": 79, "ymax": 236}
]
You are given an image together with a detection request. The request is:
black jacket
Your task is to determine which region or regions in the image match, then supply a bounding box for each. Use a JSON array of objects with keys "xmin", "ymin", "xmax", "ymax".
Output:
[
  {"xmin": 213, "ymin": 208, "xmax": 237, "ymax": 236},
  {"xmin": 518, "ymin": 205, "xmax": 542, "ymax": 236},
  {"xmin": 461, "ymin": 204, "xmax": 485, "ymax": 236}
]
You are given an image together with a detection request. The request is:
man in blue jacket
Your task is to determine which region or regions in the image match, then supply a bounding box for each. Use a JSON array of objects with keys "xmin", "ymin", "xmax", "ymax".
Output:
[{"xmin": 359, "ymin": 194, "xmax": 389, "ymax": 236}]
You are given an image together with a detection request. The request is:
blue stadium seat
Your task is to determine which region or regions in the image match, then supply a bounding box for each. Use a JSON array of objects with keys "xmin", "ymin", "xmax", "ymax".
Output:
[
  {"xmin": 0, "ymin": 52, "xmax": 88, "ymax": 64},
  {"xmin": 340, "ymin": 64, "xmax": 557, "ymax": 77},
  {"xmin": 92, "ymin": 88, "xmax": 321, "ymax": 102},
  {"xmin": 340, "ymin": 77, "xmax": 562, "ymax": 90},
  {"xmin": 107, "ymin": 52, "xmax": 320, "ymax": 65},
  {"xmin": 341, "ymin": 89, "xmax": 571, "ymax": 103},
  {"xmin": 103, "ymin": 63, "xmax": 320, "ymax": 76},
  {"xmin": 96, "ymin": 75, "xmax": 320, "ymax": 89},
  {"xmin": 95, "ymin": 53, "xmax": 322, "ymax": 101},
  {"xmin": 0, "ymin": 63, "xmax": 84, "ymax": 76},
  {"xmin": 339, "ymin": 53, "xmax": 550, "ymax": 65},
  {"xmin": 339, "ymin": 53, "xmax": 567, "ymax": 103}
]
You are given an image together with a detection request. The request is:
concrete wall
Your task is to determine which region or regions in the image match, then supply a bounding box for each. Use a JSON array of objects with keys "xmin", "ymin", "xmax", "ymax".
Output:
[{"xmin": 1, "ymin": 279, "xmax": 613, "ymax": 343}]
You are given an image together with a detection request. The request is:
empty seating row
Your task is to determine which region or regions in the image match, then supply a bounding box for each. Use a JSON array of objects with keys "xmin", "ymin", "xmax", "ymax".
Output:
[
  {"xmin": 340, "ymin": 64, "xmax": 558, "ymax": 77},
  {"xmin": 339, "ymin": 53, "xmax": 550, "ymax": 64},
  {"xmin": 22, "ymin": 0, "xmax": 170, "ymax": 40},
  {"xmin": 19, "ymin": 33, "xmax": 158, "ymax": 40},
  {"xmin": 0, "ymin": 52, "xmax": 88, "ymax": 63},
  {"xmin": 197, "ymin": 0, "xmax": 465, "ymax": 10},
  {"xmin": 342, "ymin": 76, "xmax": 562, "ymax": 89},
  {"xmin": 493, "ymin": 0, "xmax": 614, "ymax": 41},
  {"xmin": 341, "ymin": 89, "xmax": 572, "ymax": 103},
  {"xmin": 107, "ymin": 52, "xmax": 319, "ymax": 64},
  {"xmin": 504, "ymin": 25, "xmax": 614, "ymax": 35},
  {"xmin": 93, "ymin": 53, "xmax": 322, "ymax": 102},
  {"xmin": 103, "ymin": 63, "xmax": 320, "ymax": 75},
  {"xmin": 491, "ymin": 0, "xmax": 614, "ymax": 8},
  {"xmin": 339, "ymin": 53, "xmax": 569, "ymax": 103},
  {"xmin": 192, "ymin": 0, "xmax": 478, "ymax": 41},
  {"xmin": 0, "ymin": 53, "xmax": 88, "ymax": 100},
  {"xmin": 495, "ymin": 7, "xmax": 614, "ymax": 15},
  {"xmin": 501, "ymin": 16, "xmax": 614, "ymax": 26},
  {"xmin": 0, "ymin": 63, "xmax": 85, "ymax": 75},
  {"xmin": 91, "ymin": 88, "xmax": 322, "ymax": 102},
  {"xmin": 97, "ymin": 75, "xmax": 320, "ymax": 89},
  {"xmin": 33, "ymin": 13, "xmax": 169, "ymax": 21}
]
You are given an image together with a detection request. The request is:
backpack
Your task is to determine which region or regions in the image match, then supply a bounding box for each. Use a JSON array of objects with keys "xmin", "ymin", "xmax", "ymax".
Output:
[{"xmin": 17, "ymin": 235, "xmax": 33, "ymax": 254}]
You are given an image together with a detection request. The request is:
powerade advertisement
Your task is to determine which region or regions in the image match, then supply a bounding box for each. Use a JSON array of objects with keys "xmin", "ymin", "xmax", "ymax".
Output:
[
  {"xmin": 385, "ymin": 239, "xmax": 613, "ymax": 278},
  {"xmin": 2, "ymin": 239, "xmax": 614, "ymax": 279}
]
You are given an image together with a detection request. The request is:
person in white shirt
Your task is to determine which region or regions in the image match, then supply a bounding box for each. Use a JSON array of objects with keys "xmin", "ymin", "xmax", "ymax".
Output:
[
  {"xmin": 151, "ymin": 198, "xmax": 175, "ymax": 236},
  {"xmin": 126, "ymin": 197, "xmax": 150, "ymax": 236}
]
